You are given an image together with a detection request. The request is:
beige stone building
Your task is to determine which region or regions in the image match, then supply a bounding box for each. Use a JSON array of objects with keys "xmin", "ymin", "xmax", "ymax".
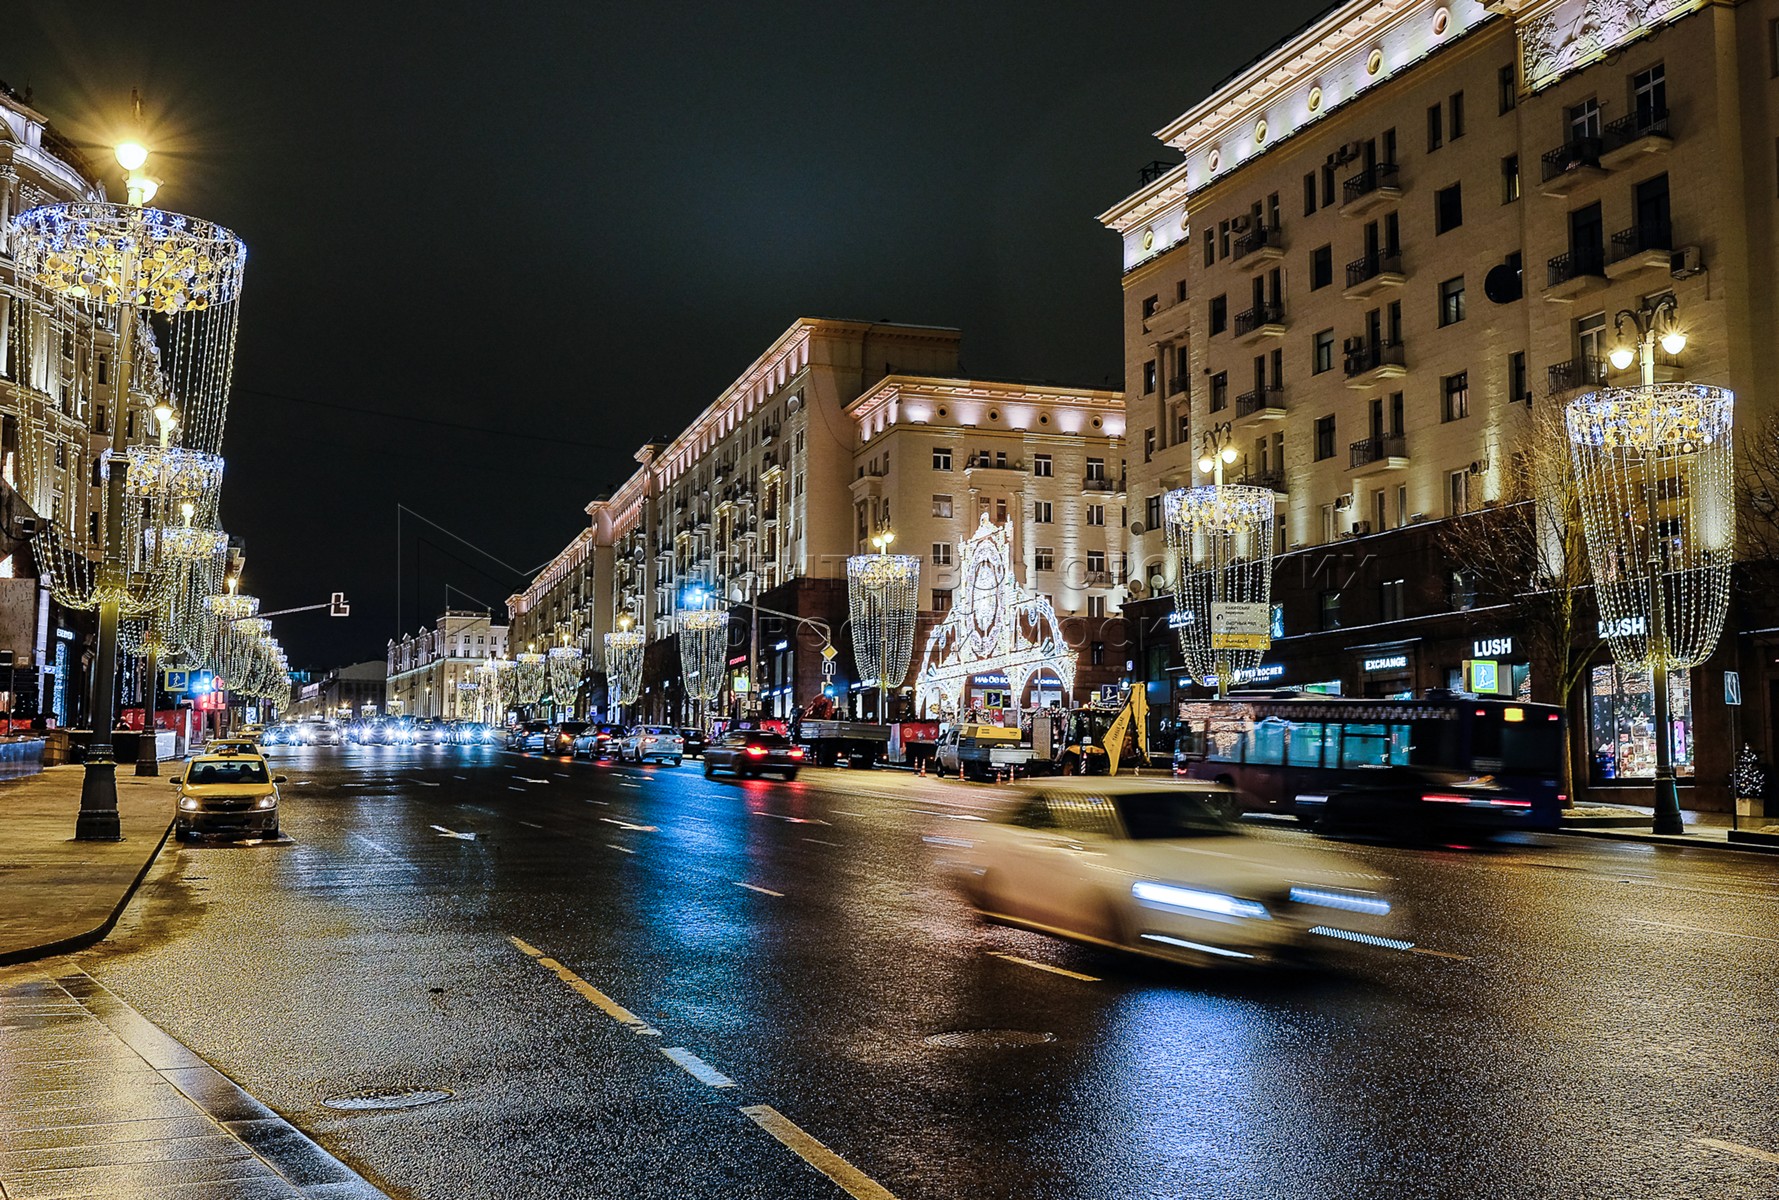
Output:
[
  {"xmin": 386, "ymin": 611, "xmax": 507, "ymax": 719},
  {"xmin": 1101, "ymin": 0, "xmax": 1779, "ymax": 804}
]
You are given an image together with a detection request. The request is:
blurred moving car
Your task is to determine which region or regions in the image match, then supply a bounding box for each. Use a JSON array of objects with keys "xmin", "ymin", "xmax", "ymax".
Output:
[
  {"xmin": 260, "ymin": 724, "xmax": 292, "ymax": 746},
  {"xmin": 512, "ymin": 720, "xmax": 552, "ymax": 752},
  {"xmin": 410, "ymin": 718, "xmax": 451, "ymax": 746},
  {"xmin": 617, "ymin": 725, "xmax": 684, "ymax": 766},
  {"xmin": 571, "ymin": 723, "xmax": 622, "ymax": 759},
  {"xmin": 679, "ymin": 727, "xmax": 707, "ymax": 758},
  {"xmin": 548, "ymin": 721, "xmax": 589, "ymax": 755},
  {"xmin": 935, "ymin": 779, "xmax": 1400, "ymax": 967},
  {"xmin": 295, "ymin": 722, "xmax": 343, "ymax": 747},
  {"xmin": 702, "ymin": 731, "xmax": 803, "ymax": 780},
  {"xmin": 172, "ymin": 753, "xmax": 287, "ymax": 840}
]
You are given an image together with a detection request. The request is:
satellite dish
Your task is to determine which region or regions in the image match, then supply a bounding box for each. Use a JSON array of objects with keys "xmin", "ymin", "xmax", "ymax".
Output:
[
  {"xmin": 1148, "ymin": 574, "xmax": 1166, "ymax": 591},
  {"xmin": 1130, "ymin": 521, "xmax": 1146, "ymax": 536},
  {"xmin": 1483, "ymin": 262, "xmax": 1522, "ymax": 304}
]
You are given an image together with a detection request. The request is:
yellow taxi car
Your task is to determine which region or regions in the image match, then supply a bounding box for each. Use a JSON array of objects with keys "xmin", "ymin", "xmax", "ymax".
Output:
[{"xmin": 172, "ymin": 753, "xmax": 287, "ymax": 841}]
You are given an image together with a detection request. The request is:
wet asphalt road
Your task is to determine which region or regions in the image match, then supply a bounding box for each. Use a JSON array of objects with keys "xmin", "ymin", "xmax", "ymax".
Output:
[{"xmin": 80, "ymin": 744, "xmax": 1779, "ymax": 1200}]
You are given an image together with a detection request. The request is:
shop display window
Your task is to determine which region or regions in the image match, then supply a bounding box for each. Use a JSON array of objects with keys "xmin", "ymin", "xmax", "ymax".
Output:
[{"xmin": 1589, "ymin": 663, "xmax": 1693, "ymax": 781}]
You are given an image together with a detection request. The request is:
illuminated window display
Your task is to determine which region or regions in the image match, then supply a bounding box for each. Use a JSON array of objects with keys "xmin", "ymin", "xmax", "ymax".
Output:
[{"xmin": 1589, "ymin": 663, "xmax": 1693, "ymax": 781}]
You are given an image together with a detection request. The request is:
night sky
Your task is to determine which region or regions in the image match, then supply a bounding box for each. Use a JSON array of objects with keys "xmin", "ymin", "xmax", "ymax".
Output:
[{"xmin": 7, "ymin": 1, "xmax": 1331, "ymax": 670}]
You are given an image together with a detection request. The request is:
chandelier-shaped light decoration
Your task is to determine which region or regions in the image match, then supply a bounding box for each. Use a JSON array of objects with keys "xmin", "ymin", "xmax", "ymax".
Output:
[
  {"xmin": 475, "ymin": 658, "xmax": 516, "ymax": 723},
  {"xmin": 679, "ymin": 608, "xmax": 730, "ymax": 704},
  {"xmin": 1566, "ymin": 383, "xmax": 1735, "ymax": 671},
  {"xmin": 604, "ymin": 624, "xmax": 646, "ymax": 710},
  {"xmin": 546, "ymin": 645, "xmax": 583, "ymax": 708},
  {"xmin": 1163, "ymin": 484, "xmax": 1278, "ymax": 688},
  {"xmin": 512, "ymin": 651, "xmax": 548, "ymax": 707},
  {"xmin": 847, "ymin": 553, "xmax": 920, "ymax": 689}
]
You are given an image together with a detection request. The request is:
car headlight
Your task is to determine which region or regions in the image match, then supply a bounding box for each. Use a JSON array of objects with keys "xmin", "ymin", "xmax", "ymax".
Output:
[
  {"xmin": 256, "ymin": 796, "xmax": 277, "ymax": 809},
  {"xmin": 179, "ymin": 797, "xmax": 198, "ymax": 811},
  {"xmin": 1288, "ymin": 886, "xmax": 1391, "ymax": 916},
  {"xmin": 1131, "ymin": 880, "xmax": 1270, "ymax": 920}
]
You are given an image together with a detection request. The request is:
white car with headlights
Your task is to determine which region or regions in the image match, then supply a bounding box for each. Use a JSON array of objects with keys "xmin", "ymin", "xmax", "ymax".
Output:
[{"xmin": 936, "ymin": 779, "xmax": 1401, "ymax": 966}]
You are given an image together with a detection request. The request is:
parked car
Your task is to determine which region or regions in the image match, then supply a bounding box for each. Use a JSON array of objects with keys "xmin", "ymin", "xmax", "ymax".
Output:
[
  {"xmin": 679, "ymin": 727, "xmax": 707, "ymax": 758},
  {"xmin": 935, "ymin": 778, "xmax": 1400, "ymax": 967},
  {"xmin": 572, "ymin": 723, "xmax": 623, "ymax": 759},
  {"xmin": 617, "ymin": 725, "xmax": 684, "ymax": 766},
  {"xmin": 172, "ymin": 753, "xmax": 287, "ymax": 840},
  {"xmin": 548, "ymin": 721, "xmax": 590, "ymax": 755},
  {"xmin": 702, "ymin": 731, "xmax": 803, "ymax": 780}
]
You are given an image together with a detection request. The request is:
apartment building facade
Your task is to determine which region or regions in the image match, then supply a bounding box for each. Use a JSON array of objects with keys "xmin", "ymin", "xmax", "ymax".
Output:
[
  {"xmin": 1103, "ymin": 0, "xmax": 1779, "ymax": 805},
  {"xmin": 386, "ymin": 610, "xmax": 507, "ymax": 719}
]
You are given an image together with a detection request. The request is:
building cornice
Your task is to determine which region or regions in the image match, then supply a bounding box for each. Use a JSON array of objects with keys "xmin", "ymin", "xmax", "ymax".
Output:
[{"xmin": 849, "ymin": 374, "xmax": 1127, "ymax": 443}]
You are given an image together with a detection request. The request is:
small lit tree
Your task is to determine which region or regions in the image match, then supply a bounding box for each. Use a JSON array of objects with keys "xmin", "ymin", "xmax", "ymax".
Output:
[{"xmin": 1439, "ymin": 404, "xmax": 1595, "ymax": 804}]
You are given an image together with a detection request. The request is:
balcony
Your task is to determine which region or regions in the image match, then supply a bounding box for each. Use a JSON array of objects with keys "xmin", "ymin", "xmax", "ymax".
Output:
[
  {"xmin": 1238, "ymin": 468, "xmax": 1287, "ymax": 495},
  {"xmin": 1234, "ymin": 301, "xmax": 1287, "ymax": 340},
  {"xmin": 1547, "ymin": 355, "xmax": 1607, "ymax": 395},
  {"xmin": 1343, "ymin": 340, "xmax": 1407, "ymax": 389},
  {"xmin": 1340, "ymin": 162, "xmax": 1401, "ymax": 217},
  {"xmin": 1082, "ymin": 571, "xmax": 1114, "ymax": 588},
  {"xmin": 1080, "ymin": 474, "xmax": 1125, "ymax": 496},
  {"xmin": 1600, "ymin": 108, "xmax": 1672, "ymax": 170},
  {"xmin": 1143, "ymin": 296, "xmax": 1191, "ymax": 342},
  {"xmin": 1232, "ymin": 223, "xmax": 1286, "ymax": 263},
  {"xmin": 1166, "ymin": 374, "xmax": 1191, "ymax": 397},
  {"xmin": 1342, "ymin": 251, "xmax": 1405, "ymax": 300},
  {"xmin": 1234, "ymin": 386, "xmax": 1287, "ymax": 423},
  {"xmin": 1539, "ymin": 136, "xmax": 1607, "ymax": 196},
  {"xmin": 1350, "ymin": 435, "xmax": 1409, "ymax": 476},
  {"xmin": 1607, "ymin": 221, "xmax": 1673, "ymax": 280},
  {"xmin": 1545, "ymin": 248, "xmax": 1608, "ymax": 301},
  {"xmin": 964, "ymin": 455, "xmax": 1024, "ymax": 488}
]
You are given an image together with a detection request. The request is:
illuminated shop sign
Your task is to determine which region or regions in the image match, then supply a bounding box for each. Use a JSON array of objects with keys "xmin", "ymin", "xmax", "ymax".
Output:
[
  {"xmin": 1472, "ymin": 636, "xmax": 1515, "ymax": 658},
  {"xmin": 1362, "ymin": 654, "xmax": 1409, "ymax": 673}
]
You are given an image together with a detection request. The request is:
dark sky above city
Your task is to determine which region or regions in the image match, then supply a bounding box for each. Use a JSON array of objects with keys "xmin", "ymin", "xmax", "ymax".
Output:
[{"xmin": 8, "ymin": 0, "xmax": 1331, "ymax": 669}]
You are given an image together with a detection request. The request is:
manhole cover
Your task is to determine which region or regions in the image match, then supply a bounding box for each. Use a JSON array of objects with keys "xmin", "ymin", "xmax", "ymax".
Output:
[
  {"xmin": 321, "ymin": 1089, "xmax": 452, "ymax": 1111},
  {"xmin": 924, "ymin": 1030, "xmax": 1056, "ymax": 1049}
]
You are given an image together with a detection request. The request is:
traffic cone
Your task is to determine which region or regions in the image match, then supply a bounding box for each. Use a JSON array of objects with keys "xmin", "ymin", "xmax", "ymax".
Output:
[{"xmin": 917, "ymin": 757, "xmax": 926, "ymax": 777}]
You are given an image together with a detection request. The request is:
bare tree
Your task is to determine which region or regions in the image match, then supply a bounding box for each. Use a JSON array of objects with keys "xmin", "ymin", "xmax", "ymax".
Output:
[
  {"xmin": 1439, "ymin": 403, "xmax": 1595, "ymax": 804},
  {"xmin": 1736, "ymin": 409, "xmax": 1779, "ymax": 564}
]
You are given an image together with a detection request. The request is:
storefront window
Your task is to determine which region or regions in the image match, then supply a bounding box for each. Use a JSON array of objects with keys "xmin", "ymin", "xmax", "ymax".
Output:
[{"xmin": 1589, "ymin": 663, "xmax": 1693, "ymax": 781}]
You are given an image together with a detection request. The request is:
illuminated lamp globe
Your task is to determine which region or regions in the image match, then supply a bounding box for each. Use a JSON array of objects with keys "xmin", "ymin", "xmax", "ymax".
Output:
[
  {"xmin": 1608, "ymin": 345, "xmax": 1636, "ymax": 371},
  {"xmin": 1660, "ymin": 329, "xmax": 1688, "ymax": 356},
  {"xmin": 1198, "ymin": 454, "xmax": 1215, "ymax": 474},
  {"xmin": 1220, "ymin": 444, "xmax": 1239, "ymax": 464},
  {"xmin": 115, "ymin": 141, "xmax": 149, "ymax": 171}
]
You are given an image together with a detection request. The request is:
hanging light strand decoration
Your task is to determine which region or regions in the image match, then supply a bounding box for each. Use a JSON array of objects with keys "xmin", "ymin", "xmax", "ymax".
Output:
[
  {"xmin": 679, "ymin": 607, "xmax": 730, "ymax": 705},
  {"xmin": 847, "ymin": 552, "xmax": 920, "ymax": 690},
  {"xmin": 512, "ymin": 651, "xmax": 548, "ymax": 707},
  {"xmin": 475, "ymin": 658, "xmax": 515, "ymax": 724},
  {"xmin": 604, "ymin": 619, "xmax": 645, "ymax": 710},
  {"xmin": 1163, "ymin": 484, "xmax": 1278, "ymax": 690},
  {"xmin": 1565, "ymin": 383, "xmax": 1735, "ymax": 672},
  {"xmin": 546, "ymin": 644, "xmax": 584, "ymax": 711}
]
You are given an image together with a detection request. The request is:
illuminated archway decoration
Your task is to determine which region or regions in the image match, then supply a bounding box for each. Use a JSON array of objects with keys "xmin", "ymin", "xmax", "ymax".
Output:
[{"xmin": 915, "ymin": 515, "xmax": 1075, "ymax": 718}]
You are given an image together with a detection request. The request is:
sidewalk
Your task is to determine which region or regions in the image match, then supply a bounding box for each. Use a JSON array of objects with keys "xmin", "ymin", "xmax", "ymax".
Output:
[
  {"xmin": 0, "ymin": 766, "xmax": 177, "ymax": 965},
  {"xmin": 0, "ymin": 958, "xmax": 387, "ymax": 1199},
  {"xmin": 1555, "ymin": 803, "xmax": 1779, "ymax": 854}
]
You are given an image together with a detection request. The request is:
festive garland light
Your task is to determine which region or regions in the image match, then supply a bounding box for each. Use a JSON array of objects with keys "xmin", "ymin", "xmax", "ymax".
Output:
[
  {"xmin": 10, "ymin": 203, "xmax": 246, "ymax": 315},
  {"xmin": 475, "ymin": 658, "xmax": 515, "ymax": 723},
  {"xmin": 546, "ymin": 645, "xmax": 584, "ymax": 712},
  {"xmin": 847, "ymin": 554, "xmax": 920, "ymax": 690},
  {"xmin": 512, "ymin": 651, "xmax": 548, "ymax": 706},
  {"xmin": 1163, "ymin": 484, "xmax": 1277, "ymax": 688},
  {"xmin": 604, "ymin": 627, "xmax": 645, "ymax": 710},
  {"xmin": 679, "ymin": 608, "xmax": 730, "ymax": 705},
  {"xmin": 1565, "ymin": 384, "xmax": 1734, "ymax": 672}
]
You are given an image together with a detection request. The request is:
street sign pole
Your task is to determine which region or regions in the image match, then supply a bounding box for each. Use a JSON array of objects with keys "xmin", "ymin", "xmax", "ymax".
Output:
[{"xmin": 1726, "ymin": 670, "xmax": 1743, "ymax": 830}]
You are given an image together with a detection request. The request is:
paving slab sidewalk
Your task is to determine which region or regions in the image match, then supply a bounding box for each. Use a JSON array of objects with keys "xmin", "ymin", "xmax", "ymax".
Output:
[
  {"xmin": 0, "ymin": 958, "xmax": 389, "ymax": 1199},
  {"xmin": 0, "ymin": 766, "xmax": 176, "ymax": 965}
]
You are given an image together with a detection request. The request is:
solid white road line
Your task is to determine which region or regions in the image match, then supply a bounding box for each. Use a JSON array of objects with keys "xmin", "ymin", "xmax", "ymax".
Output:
[
  {"xmin": 660, "ymin": 1047, "xmax": 737, "ymax": 1088},
  {"xmin": 735, "ymin": 882, "xmax": 784, "ymax": 897},
  {"xmin": 605, "ymin": 843, "xmax": 635, "ymax": 855},
  {"xmin": 989, "ymin": 952, "xmax": 1100, "ymax": 982},
  {"xmin": 1695, "ymin": 1137, "xmax": 1779, "ymax": 1165},
  {"xmin": 753, "ymin": 813, "xmax": 830, "ymax": 825},
  {"xmin": 740, "ymin": 1105, "xmax": 899, "ymax": 1200}
]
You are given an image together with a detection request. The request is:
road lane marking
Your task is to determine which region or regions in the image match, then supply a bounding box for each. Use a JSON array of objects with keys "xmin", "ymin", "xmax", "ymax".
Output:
[
  {"xmin": 554, "ymin": 772, "xmax": 571, "ymax": 778},
  {"xmin": 348, "ymin": 833, "xmax": 407, "ymax": 860},
  {"xmin": 430, "ymin": 825, "xmax": 477, "ymax": 841},
  {"xmin": 754, "ymin": 813, "xmax": 830, "ymax": 825},
  {"xmin": 1405, "ymin": 946, "xmax": 1472, "ymax": 961},
  {"xmin": 660, "ymin": 1047, "xmax": 736, "ymax": 1088},
  {"xmin": 605, "ymin": 844, "xmax": 635, "ymax": 855},
  {"xmin": 508, "ymin": 786, "xmax": 526, "ymax": 792},
  {"xmin": 519, "ymin": 821, "xmax": 543, "ymax": 829},
  {"xmin": 1624, "ymin": 917, "xmax": 1779, "ymax": 944},
  {"xmin": 514, "ymin": 776, "xmax": 550, "ymax": 784},
  {"xmin": 508, "ymin": 938, "xmax": 659, "ymax": 1035},
  {"xmin": 408, "ymin": 779, "xmax": 441, "ymax": 787},
  {"xmin": 989, "ymin": 952, "xmax": 1100, "ymax": 982},
  {"xmin": 1695, "ymin": 1137, "xmax": 1779, "ymax": 1165},
  {"xmin": 831, "ymin": 811, "xmax": 868, "ymax": 818},
  {"xmin": 740, "ymin": 1105, "xmax": 899, "ymax": 1200},
  {"xmin": 803, "ymin": 838, "xmax": 841, "ymax": 847},
  {"xmin": 453, "ymin": 775, "xmax": 467, "ymax": 780},
  {"xmin": 599, "ymin": 818, "xmax": 658, "ymax": 832},
  {"xmin": 735, "ymin": 883, "xmax": 784, "ymax": 897}
]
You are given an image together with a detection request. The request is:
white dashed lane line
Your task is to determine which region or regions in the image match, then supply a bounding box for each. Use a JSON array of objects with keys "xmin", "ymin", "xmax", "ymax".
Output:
[
  {"xmin": 605, "ymin": 843, "xmax": 635, "ymax": 855},
  {"xmin": 735, "ymin": 882, "xmax": 784, "ymax": 898},
  {"xmin": 660, "ymin": 1047, "xmax": 736, "ymax": 1088},
  {"xmin": 989, "ymin": 952, "xmax": 1100, "ymax": 982}
]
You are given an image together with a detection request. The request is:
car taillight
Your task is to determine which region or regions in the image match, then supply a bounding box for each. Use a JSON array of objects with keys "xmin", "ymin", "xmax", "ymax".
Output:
[
  {"xmin": 788, "ymin": 747, "xmax": 805, "ymax": 759},
  {"xmin": 745, "ymin": 744, "xmax": 767, "ymax": 758}
]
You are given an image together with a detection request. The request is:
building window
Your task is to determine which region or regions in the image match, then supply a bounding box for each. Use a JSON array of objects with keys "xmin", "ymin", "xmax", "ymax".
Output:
[
  {"xmin": 1314, "ymin": 414, "xmax": 1336, "ymax": 461},
  {"xmin": 1313, "ymin": 329, "xmax": 1334, "ymax": 374},
  {"xmin": 1034, "ymin": 501, "xmax": 1053, "ymax": 524},
  {"xmin": 1144, "ymin": 428, "xmax": 1156, "ymax": 461},
  {"xmin": 932, "ymin": 542, "xmax": 952, "ymax": 566},
  {"xmin": 1143, "ymin": 360, "xmax": 1157, "ymax": 393},
  {"xmin": 1142, "ymin": 295, "xmax": 1159, "ymax": 319},
  {"xmin": 1502, "ymin": 154, "xmax": 1520, "ymax": 203},
  {"xmin": 1448, "ymin": 469, "xmax": 1471, "ymax": 515},
  {"xmin": 1086, "ymin": 503, "xmax": 1105, "ymax": 527},
  {"xmin": 1034, "ymin": 548, "xmax": 1055, "ymax": 572},
  {"xmin": 1449, "ymin": 91, "xmax": 1465, "ymax": 139},
  {"xmin": 932, "ymin": 588, "xmax": 952, "ymax": 614},
  {"xmin": 1203, "ymin": 228, "xmax": 1215, "ymax": 266},
  {"xmin": 1632, "ymin": 63, "xmax": 1667, "ymax": 128},
  {"xmin": 1145, "ymin": 494, "xmax": 1162, "ymax": 531},
  {"xmin": 932, "ymin": 447, "xmax": 951, "ymax": 471},
  {"xmin": 1508, "ymin": 351, "xmax": 1528, "ymax": 403},
  {"xmin": 1427, "ymin": 103, "xmax": 1443, "ymax": 151},
  {"xmin": 1087, "ymin": 549, "xmax": 1106, "ymax": 574},
  {"xmin": 1209, "ymin": 295, "xmax": 1228, "ymax": 335},
  {"xmin": 1439, "ymin": 276, "xmax": 1466, "ymax": 327},
  {"xmin": 1449, "ymin": 570, "xmax": 1476, "ymax": 609},
  {"xmin": 1435, "ymin": 183, "xmax": 1463, "ymax": 234},
  {"xmin": 1085, "ymin": 456, "xmax": 1106, "ymax": 481},
  {"xmin": 1033, "ymin": 453, "xmax": 1053, "ymax": 477},
  {"xmin": 1379, "ymin": 578, "xmax": 1405, "ymax": 622},
  {"xmin": 1499, "ymin": 63, "xmax": 1517, "ymax": 113},
  {"xmin": 1319, "ymin": 589, "xmax": 1341, "ymax": 631},
  {"xmin": 1090, "ymin": 640, "xmax": 1106, "ymax": 665},
  {"xmin": 932, "ymin": 494, "xmax": 953, "ymax": 518},
  {"xmin": 1304, "ymin": 171, "xmax": 1317, "ymax": 216},
  {"xmin": 1311, "ymin": 244, "xmax": 1332, "ymax": 290},
  {"xmin": 1210, "ymin": 372, "xmax": 1229, "ymax": 411},
  {"xmin": 1442, "ymin": 372, "xmax": 1470, "ymax": 421},
  {"xmin": 1569, "ymin": 98, "xmax": 1601, "ymax": 141},
  {"xmin": 1589, "ymin": 662, "xmax": 1695, "ymax": 781}
]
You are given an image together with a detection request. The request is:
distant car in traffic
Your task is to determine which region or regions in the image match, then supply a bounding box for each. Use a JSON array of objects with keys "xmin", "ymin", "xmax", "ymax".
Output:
[
  {"xmin": 512, "ymin": 720, "xmax": 551, "ymax": 752},
  {"xmin": 548, "ymin": 721, "xmax": 589, "ymax": 755},
  {"xmin": 211, "ymin": 736, "xmax": 260, "ymax": 756},
  {"xmin": 679, "ymin": 727, "xmax": 707, "ymax": 758},
  {"xmin": 617, "ymin": 725, "xmax": 683, "ymax": 766},
  {"xmin": 935, "ymin": 779, "xmax": 1399, "ymax": 967},
  {"xmin": 702, "ymin": 731, "xmax": 803, "ymax": 780},
  {"xmin": 410, "ymin": 718, "xmax": 451, "ymax": 746},
  {"xmin": 295, "ymin": 722, "xmax": 343, "ymax": 747},
  {"xmin": 172, "ymin": 753, "xmax": 288, "ymax": 841},
  {"xmin": 572, "ymin": 723, "xmax": 622, "ymax": 759}
]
